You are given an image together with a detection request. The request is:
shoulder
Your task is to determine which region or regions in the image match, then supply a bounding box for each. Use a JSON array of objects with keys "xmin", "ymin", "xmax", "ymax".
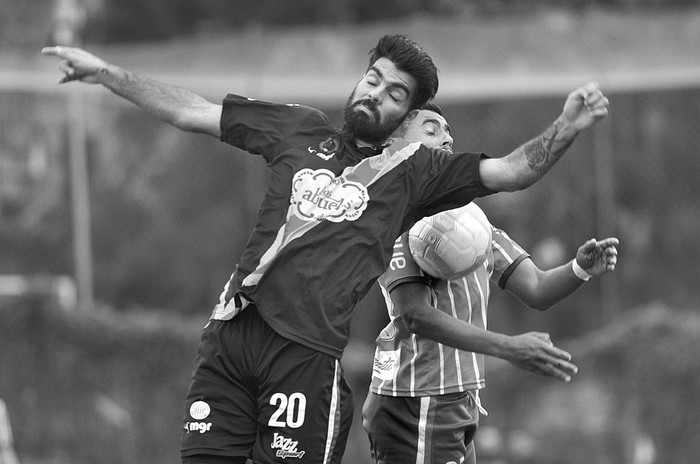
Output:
[
  {"xmin": 491, "ymin": 227, "xmax": 525, "ymax": 253},
  {"xmin": 379, "ymin": 233, "xmax": 428, "ymax": 291},
  {"xmin": 220, "ymin": 95, "xmax": 334, "ymax": 151},
  {"xmin": 490, "ymin": 227, "xmax": 530, "ymax": 285},
  {"xmin": 223, "ymin": 94, "xmax": 330, "ymax": 124},
  {"xmin": 381, "ymin": 142, "xmax": 454, "ymax": 173}
]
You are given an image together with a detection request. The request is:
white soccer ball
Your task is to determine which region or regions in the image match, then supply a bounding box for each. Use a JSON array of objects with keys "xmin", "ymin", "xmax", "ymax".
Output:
[{"xmin": 408, "ymin": 203, "xmax": 492, "ymax": 280}]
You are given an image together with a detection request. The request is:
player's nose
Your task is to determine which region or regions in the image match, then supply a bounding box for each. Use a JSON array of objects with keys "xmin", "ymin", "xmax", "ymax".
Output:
[
  {"xmin": 367, "ymin": 85, "xmax": 385, "ymax": 103},
  {"xmin": 442, "ymin": 134, "xmax": 453, "ymax": 151}
]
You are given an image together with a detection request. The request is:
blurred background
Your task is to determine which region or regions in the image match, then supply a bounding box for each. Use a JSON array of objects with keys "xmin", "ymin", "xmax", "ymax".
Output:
[{"xmin": 1, "ymin": 0, "xmax": 700, "ymax": 463}]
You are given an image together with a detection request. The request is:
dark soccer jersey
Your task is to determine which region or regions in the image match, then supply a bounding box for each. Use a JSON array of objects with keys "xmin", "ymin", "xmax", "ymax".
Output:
[{"xmin": 211, "ymin": 94, "xmax": 493, "ymax": 358}]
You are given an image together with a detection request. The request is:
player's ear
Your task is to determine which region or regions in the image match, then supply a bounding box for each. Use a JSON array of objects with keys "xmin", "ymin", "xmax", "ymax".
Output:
[{"xmin": 403, "ymin": 109, "xmax": 419, "ymax": 123}]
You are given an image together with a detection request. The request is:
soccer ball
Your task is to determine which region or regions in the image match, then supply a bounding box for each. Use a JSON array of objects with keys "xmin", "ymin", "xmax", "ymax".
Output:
[{"xmin": 408, "ymin": 203, "xmax": 492, "ymax": 280}]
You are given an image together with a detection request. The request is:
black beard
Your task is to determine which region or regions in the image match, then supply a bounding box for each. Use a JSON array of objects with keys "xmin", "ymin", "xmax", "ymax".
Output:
[{"xmin": 343, "ymin": 96, "xmax": 404, "ymax": 146}]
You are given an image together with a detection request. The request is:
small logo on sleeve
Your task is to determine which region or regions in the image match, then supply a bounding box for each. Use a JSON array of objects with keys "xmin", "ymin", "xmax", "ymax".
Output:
[
  {"xmin": 189, "ymin": 400, "xmax": 210, "ymax": 420},
  {"xmin": 184, "ymin": 400, "xmax": 213, "ymax": 434}
]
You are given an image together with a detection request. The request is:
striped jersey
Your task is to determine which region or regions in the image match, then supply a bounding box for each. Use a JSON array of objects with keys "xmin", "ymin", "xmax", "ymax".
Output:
[
  {"xmin": 371, "ymin": 224, "xmax": 529, "ymax": 396},
  {"xmin": 209, "ymin": 95, "xmax": 494, "ymax": 358}
]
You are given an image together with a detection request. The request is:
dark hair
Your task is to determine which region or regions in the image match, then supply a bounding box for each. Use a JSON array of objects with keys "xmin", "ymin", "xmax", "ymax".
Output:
[
  {"xmin": 420, "ymin": 101, "xmax": 443, "ymax": 115},
  {"xmin": 368, "ymin": 34, "xmax": 439, "ymax": 109}
]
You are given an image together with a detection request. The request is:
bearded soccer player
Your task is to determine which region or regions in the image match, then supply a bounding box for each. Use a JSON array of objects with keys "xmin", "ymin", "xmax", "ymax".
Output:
[
  {"xmin": 43, "ymin": 35, "xmax": 609, "ymax": 463},
  {"xmin": 363, "ymin": 104, "xmax": 619, "ymax": 464}
]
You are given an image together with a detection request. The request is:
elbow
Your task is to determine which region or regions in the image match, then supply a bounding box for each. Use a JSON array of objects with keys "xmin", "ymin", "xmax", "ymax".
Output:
[
  {"xmin": 170, "ymin": 106, "xmax": 219, "ymax": 137},
  {"xmin": 402, "ymin": 314, "xmax": 420, "ymax": 334},
  {"xmin": 505, "ymin": 173, "xmax": 538, "ymax": 192},
  {"xmin": 530, "ymin": 302, "xmax": 552, "ymax": 312},
  {"xmin": 484, "ymin": 174, "xmax": 533, "ymax": 193},
  {"xmin": 170, "ymin": 113, "xmax": 198, "ymax": 132},
  {"xmin": 520, "ymin": 295, "xmax": 552, "ymax": 311},
  {"xmin": 499, "ymin": 181, "xmax": 524, "ymax": 193},
  {"xmin": 401, "ymin": 310, "xmax": 425, "ymax": 334}
]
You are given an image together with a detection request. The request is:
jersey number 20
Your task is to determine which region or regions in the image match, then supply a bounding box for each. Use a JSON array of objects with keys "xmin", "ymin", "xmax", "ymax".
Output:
[{"xmin": 268, "ymin": 392, "xmax": 306, "ymax": 428}]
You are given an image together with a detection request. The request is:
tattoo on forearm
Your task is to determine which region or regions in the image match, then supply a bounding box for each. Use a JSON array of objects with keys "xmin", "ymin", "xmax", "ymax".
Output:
[
  {"xmin": 524, "ymin": 120, "xmax": 574, "ymax": 172},
  {"xmin": 523, "ymin": 138, "xmax": 549, "ymax": 173}
]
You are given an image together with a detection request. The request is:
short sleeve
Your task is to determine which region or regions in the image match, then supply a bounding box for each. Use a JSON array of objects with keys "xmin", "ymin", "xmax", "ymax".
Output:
[
  {"xmin": 378, "ymin": 232, "xmax": 431, "ymax": 293},
  {"xmin": 488, "ymin": 227, "xmax": 531, "ymax": 289},
  {"xmin": 414, "ymin": 148, "xmax": 496, "ymax": 219},
  {"xmin": 219, "ymin": 94, "xmax": 334, "ymax": 163}
]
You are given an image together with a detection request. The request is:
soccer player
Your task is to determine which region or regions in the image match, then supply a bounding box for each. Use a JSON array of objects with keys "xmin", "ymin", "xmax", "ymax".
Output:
[
  {"xmin": 363, "ymin": 103, "xmax": 619, "ymax": 464},
  {"xmin": 42, "ymin": 35, "xmax": 609, "ymax": 464}
]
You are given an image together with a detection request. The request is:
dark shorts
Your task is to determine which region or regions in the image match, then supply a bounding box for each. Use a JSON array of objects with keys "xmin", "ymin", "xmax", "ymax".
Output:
[
  {"xmin": 180, "ymin": 305, "xmax": 354, "ymax": 463},
  {"xmin": 362, "ymin": 390, "xmax": 479, "ymax": 464}
]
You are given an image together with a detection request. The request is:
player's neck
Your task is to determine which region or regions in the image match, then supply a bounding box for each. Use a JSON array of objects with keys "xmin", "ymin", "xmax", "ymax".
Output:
[
  {"xmin": 355, "ymin": 138, "xmax": 390, "ymax": 153},
  {"xmin": 340, "ymin": 126, "xmax": 387, "ymax": 153},
  {"xmin": 355, "ymin": 138, "xmax": 375, "ymax": 148}
]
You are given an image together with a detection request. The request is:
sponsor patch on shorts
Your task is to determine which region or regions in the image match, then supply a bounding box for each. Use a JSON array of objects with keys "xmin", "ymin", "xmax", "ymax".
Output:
[{"xmin": 271, "ymin": 432, "xmax": 306, "ymax": 459}]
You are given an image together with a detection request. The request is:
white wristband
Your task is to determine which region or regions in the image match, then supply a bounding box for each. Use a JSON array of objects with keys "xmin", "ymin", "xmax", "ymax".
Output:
[{"xmin": 571, "ymin": 259, "xmax": 592, "ymax": 281}]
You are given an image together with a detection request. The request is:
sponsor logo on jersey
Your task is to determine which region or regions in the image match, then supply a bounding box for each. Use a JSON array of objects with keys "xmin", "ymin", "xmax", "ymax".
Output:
[
  {"xmin": 184, "ymin": 400, "xmax": 213, "ymax": 433},
  {"xmin": 307, "ymin": 137, "xmax": 339, "ymax": 160},
  {"xmin": 290, "ymin": 168, "xmax": 368, "ymax": 222},
  {"xmin": 372, "ymin": 349, "xmax": 399, "ymax": 381},
  {"xmin": 271, "ymin": 432, "xmax": 306, "ymax": 459},
  {"xmin": 184, "ymin": 421, "xmax": 212, "ymax": 434}
]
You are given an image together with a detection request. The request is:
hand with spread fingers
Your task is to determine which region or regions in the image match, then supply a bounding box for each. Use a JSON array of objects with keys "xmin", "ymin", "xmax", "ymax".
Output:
[
  {"xmin": 576, "ymin": 236, "xmax": 619, "ymax": 276},
  {"xmin": 41, "ymin": 45, "xmax": 223, "ymax": 136},
  {"xmin": 502, "ymin": 331, "xmax": 578, "ymax": 382}
]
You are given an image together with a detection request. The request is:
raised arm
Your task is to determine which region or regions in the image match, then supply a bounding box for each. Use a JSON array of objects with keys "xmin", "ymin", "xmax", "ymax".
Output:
[
  {"xmin": 41, "ymin": 46, "xmax": 222, "ymax": 137},
  {"xmin": 480, "ymin": 81, "xmax": 609, "ymax": 192},
  {"xmin": 505, "ymin": 236, "xmax": 619, "ymax": 310},
  {"xmin": 392, "ymin": 282, "xmax": 578, "ymax": 382}
]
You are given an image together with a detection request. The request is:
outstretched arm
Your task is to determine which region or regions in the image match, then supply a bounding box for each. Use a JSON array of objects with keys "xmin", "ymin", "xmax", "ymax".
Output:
[
  {"xmin": 505, "ymin": 236, "xmax": 619, "ymax": 310},
  {"xmin": 480, "ymin": 81, "xmax": 609, "ymax": 192},
  {"xmin": 392, "ymin": 282, "xmax": 578, "ymax": 382},
  {"xmin": 41, "ymin": 46, "xmax": 222, "ymax": 137}
]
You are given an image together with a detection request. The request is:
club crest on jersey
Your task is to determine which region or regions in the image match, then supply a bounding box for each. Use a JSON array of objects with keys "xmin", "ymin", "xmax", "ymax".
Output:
[
  {"xmin": 189, "ymin": 400, "xmax": 211, "ymax": 420},
  {"xmin": 291, "ymin": 168, "xmax": 368, "ymax": 222},
  {"xmin": 307, "ymin": 137, "xmax": 339, "ymax": 160}
]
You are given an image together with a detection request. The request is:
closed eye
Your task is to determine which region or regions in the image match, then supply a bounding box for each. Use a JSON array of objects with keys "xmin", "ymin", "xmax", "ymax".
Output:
[{"xmin": 423, "ymin": 122, "xmax": 439, "ymax": 136}]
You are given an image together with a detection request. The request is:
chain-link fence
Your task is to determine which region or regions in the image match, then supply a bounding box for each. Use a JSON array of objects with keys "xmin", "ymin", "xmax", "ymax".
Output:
[
  {"xmin": 437, "ymin": 86, "xmax": 700, "ymax": 340},
  {"xmin": 1, "ymin": 80, "xmax": 699, "ymax": 340}
]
